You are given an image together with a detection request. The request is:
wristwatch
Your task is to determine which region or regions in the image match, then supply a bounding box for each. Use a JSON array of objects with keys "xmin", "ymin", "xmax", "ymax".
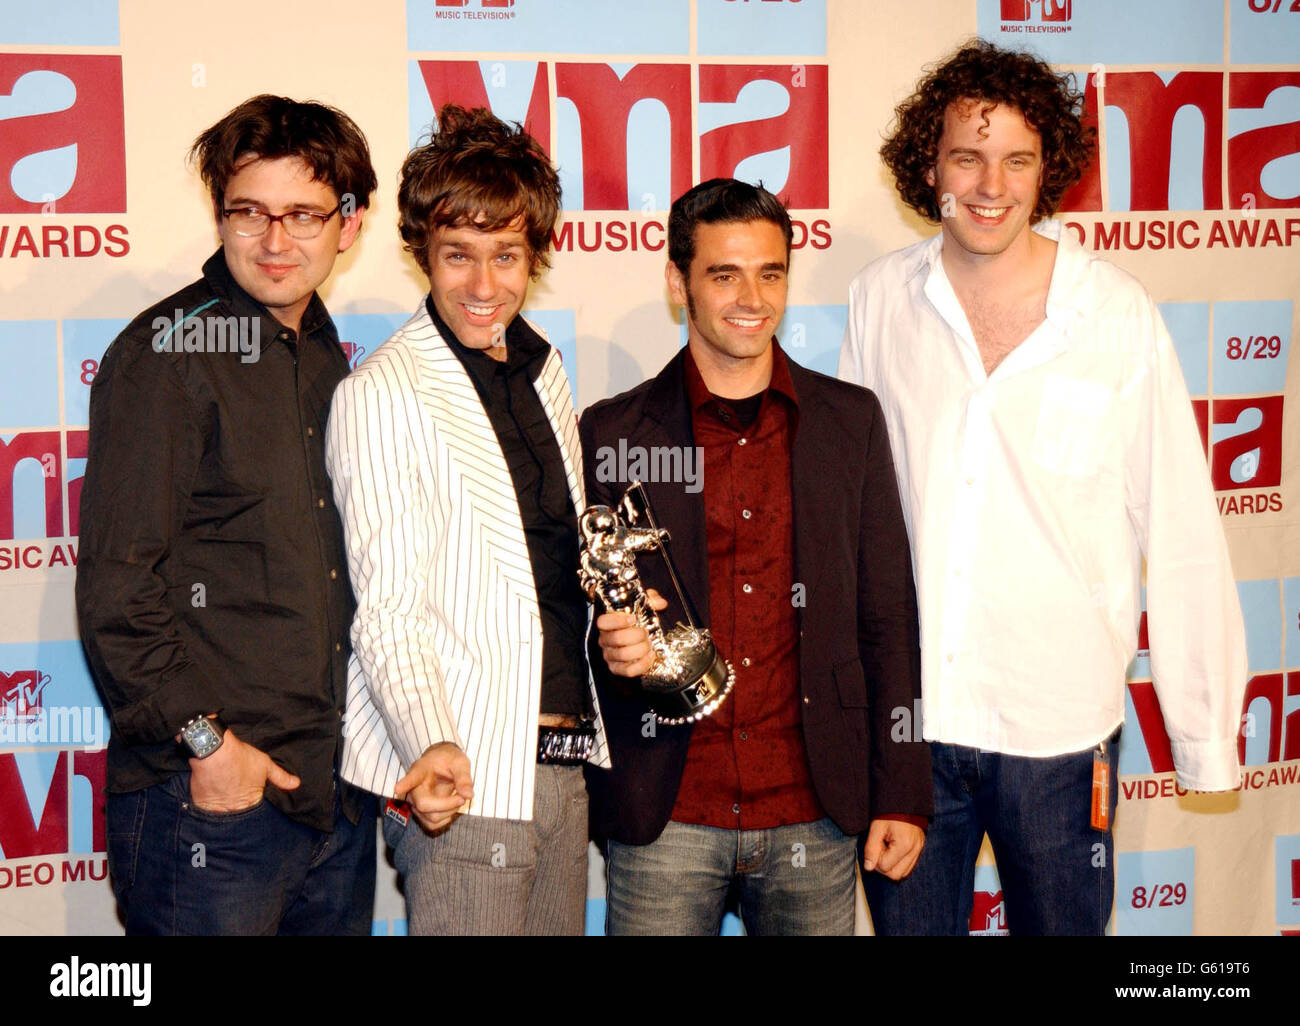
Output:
[{"xmin": 180, "ymin": 715, "xmax": 225, "ymax": 759}]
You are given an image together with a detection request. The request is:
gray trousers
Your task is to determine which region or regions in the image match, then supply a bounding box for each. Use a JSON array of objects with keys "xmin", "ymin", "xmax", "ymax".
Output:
[{"xmin": 385, "ymin": 764, "xmax": 589, "ymax": 935}]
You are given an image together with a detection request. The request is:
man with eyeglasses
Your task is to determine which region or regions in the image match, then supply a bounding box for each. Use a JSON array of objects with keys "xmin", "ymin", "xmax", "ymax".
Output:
[{"xmin": 76, "ymin": 94, "xmax": 379, "ymax": 935}]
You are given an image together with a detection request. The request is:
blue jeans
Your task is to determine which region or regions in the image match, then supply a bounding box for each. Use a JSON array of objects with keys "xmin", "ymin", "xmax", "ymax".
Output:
[
  {"xmin": 605, "ymin": 818, "xmax": 857, "ymax": 936},
  {"xmin": 105, "ymin": 773, "xmax": 377, "ymax": 935},
  {"xmin": 864, "ymin": 733, "xmax": 1121, "ymax": 936}
]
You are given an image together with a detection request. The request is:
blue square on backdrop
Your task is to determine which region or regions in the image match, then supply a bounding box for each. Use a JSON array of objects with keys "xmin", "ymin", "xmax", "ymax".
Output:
[
  {"xmin": 1284, "ymin": 577, "xmax": 1300, "ymax": 671},
  {"xmin": 1212, "ymin": 300, "xmax": 1292, "ymax": 397},
  {"xmin": 0, "ymin": 322, "xmax": 59, "ymax": 428},
  {"xmin": 63, "ymin": 319, "xmax": 126, "ymax": 427},
  {"xmin": 1116, "ymin": 847, "xmax": 1195, "ymax": 935},
  {"xmin": 0, "ymin": 0, "xmax": 118, "ymax": 45},
  {"xmin": 1231, "ymin": 0, "xmax": 1300, "ymax": 64},
  {"xmin": 1158, "ymin": 303, "xmax": 1209, "ymax": 397},
  {"xmin": 697, "ymin": 0, "xmax": 826, "ymax": 56},
  {"xmin": 524, "ymin": 309, "xmax": 578, "ymax": 396},
  {"xmin": 1238, "ymin": 577, "xmax": 1282, "ymax": 673}
]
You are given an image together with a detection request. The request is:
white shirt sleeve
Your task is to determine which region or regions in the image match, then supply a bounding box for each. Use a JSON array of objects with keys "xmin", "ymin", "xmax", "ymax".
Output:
[{"xmin": 1124, "ymin": 298, "xmax": 1247, "ymax": 791}]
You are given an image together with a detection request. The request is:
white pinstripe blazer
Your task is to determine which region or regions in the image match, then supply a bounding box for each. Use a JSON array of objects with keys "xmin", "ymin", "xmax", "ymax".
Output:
[{"xmin": 325, "ymin": 301, "xmax": 609, "ymax": 822}]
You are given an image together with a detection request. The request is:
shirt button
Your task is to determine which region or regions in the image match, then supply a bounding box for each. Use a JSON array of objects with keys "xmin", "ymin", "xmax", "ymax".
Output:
[
  {"xmin": 731, "ymin": 803, "xmax": 741, "ymax": 815},
  {"xmin": 317, "ymin": 498, "xmax": 326, "ymax": 508},
  {"xmin": 329, "ymin": 569, "xmax": 339, "ymax": 580},
  {"xmin": 737, "ymin": 438, "xmax": 748, "ymax": 446},
  {"xmin": 739, "ymin": 730, "xmax": 748, "ymax": 741},
  {"xmin": 307, "ymin": 426, "xmax": 314, "ymax": 436},
  {"xmin": 803, "ymin": 696, "xmax": 811, "ymax": 705},
  {"xmin": 947, "ymin": 653, "xmax": 954, "ymax": 663},
  {"xmin": 741, "ymin": 657, "xmax": 751, "ymax": 667},
  {"xmin": 965, "ymin": 477, "xmax": 974, "ymax": 485},
  {"xmin": 742, "ymin": 583, "xmax": 752, "ymax": 594},
  {"xmin": 741, "ymin": 509, "xmax": 752, "ymax": 520},
  {"xmin": 335, "ymin": 642, "xmax": 343, "ymax": 652}
]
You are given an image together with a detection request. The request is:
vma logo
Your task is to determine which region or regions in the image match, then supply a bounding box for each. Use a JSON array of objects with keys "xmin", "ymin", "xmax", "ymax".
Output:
[
  {"xmin": 1001, "ymin": 0, "xmax": 1072, "ymax": 21},
  {"xmin": 0, "ymin": 671, "xmax": 51, "ymax": 724},
  {"xmin": 0, "ymin": 55, "xmax": 127, "ymax": 213},
  {"xmin": 0, "ymin": 430, "xmax": 88, "ymax": 540},
  {"xmin": 412, "ymin": 60, "xmax": 828, "ymax": 210},
  {"xmin": 1062, "ymin": 70, "xmax": 1300, "ymax": 213}
]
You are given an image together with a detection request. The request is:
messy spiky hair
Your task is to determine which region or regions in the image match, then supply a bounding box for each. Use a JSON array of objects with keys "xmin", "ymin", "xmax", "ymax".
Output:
[{"xmin": 399, "ymin": 104, "xmax": 561, "ymax": 276}]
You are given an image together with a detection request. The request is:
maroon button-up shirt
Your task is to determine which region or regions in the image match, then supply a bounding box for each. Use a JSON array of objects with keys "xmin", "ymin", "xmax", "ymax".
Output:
[{"xmin": 670, "ymin": 342, "xmax": 825, "ymax": 830}]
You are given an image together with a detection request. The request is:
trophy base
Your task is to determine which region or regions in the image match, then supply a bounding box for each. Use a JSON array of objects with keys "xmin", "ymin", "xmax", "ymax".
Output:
[{"xmin": 646, "ymin": 643, "xmax": 736, "ymax": 726}]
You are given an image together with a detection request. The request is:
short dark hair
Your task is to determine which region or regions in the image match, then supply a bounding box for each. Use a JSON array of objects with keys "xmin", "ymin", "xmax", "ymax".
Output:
[
  {"xmin": 190, "ymin": 94, "xmax": 377, "ymax": 218},
  {"xmin": 881, "ymin": 39, "xmax": 1095, "ymax": 223},
  {"xmin": 398, "ymin": 105, "xmax": 561, "ymax": 276},
  {"xmin": 667, "ymin": 178, "xmax": 793, "ymax": 277}
]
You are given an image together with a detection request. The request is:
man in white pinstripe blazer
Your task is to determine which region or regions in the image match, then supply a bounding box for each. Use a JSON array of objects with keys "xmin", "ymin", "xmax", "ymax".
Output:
[{"xmin": 324, "ymin": 107, "xmax": 608, "ymax": 935}]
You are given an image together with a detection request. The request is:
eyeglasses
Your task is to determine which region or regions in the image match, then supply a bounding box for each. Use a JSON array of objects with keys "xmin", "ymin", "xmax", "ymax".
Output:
[{"xmin": 221, "ymin": 203, "xmax": 342, "ymax": 239}]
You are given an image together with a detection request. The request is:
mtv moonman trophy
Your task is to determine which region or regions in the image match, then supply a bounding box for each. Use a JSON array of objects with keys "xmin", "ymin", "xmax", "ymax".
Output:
[{"xmin": 578, "ymin": 481, "xmax": 734, "ymax": 725}]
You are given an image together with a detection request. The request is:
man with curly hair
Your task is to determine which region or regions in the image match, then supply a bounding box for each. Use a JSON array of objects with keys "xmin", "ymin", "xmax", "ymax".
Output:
[
  {"xmin": 839, "ymin": 41, "xmax": 1246, "ymax": 935},
  {"xmin": 325, "ymin": 105, "xmax": 608, "ymax": 934}
]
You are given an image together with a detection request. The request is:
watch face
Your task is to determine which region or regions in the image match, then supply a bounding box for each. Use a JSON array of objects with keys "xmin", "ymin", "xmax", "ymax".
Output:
[{"xmin": 184, "ymin": 719, "xmax": 221, "ymax": 757}]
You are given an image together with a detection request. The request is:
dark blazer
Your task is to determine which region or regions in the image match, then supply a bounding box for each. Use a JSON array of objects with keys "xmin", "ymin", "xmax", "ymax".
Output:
[{"xmin": 578, "ymin": 347, "xmax": 932, "ymax": 845}]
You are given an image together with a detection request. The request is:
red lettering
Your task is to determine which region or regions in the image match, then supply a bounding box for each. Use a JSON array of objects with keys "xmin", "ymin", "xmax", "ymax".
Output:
[
  {"xmin": 1128, "ymin": 681, "xmax": 1175, "ymax": 774},
  {"xmin": 1210, "ymin": 395, "xmax": 1283, "ymax": 490},
  {"xmin": 103, "ymin": 224, "xmax": 129, "ymax": 257},
  {"xmin": 1229, "ymin": 219, "xmax": 1260, "ymax": 247},
  {"xmin": 1229, "ymin": 72, "xmax": 1300, "ymax": 211},
  {"xmin": 0, "ymin": 752, "xmax": 68, "ymax": 859},
  {"xmin": 416, "ymin": 60, "xmax": 550, "ymax": 153},
  {"xmin": 0, "ymin": 432, "xmax": 64, "ymax": 539},
  {"xmin": 556, "ymin": 63, "xmax": 690, "ymax": 211},
  {"xmin": 72, "ymin": 749, "xmax": 106, "ymax": 852},
  {"xmin": 73, "ymin": 225, "xmax": 100, "ymax": 257},
  {"xmin": 0, "ymin": 55, "xmax": 127, "ymax": 213},
  {"xmin": 642, "ymin": 220, "xmax": 664, "ymax": 251},
  {"xmin": 66, "ymin": 429, "xmax": 87, "ymax": 537},
  {"xmin": 41, "ymin": 224, "xmax": 68, "ymax": 258},
  {"xmin": 699, "ymin": 64, "xmax": 828, "ymax": 209},
  {"xmin": 1106, "ymin": 72, "xmax": 1224, "ymax": 211},
  {"xmin": 33, "ymin": 861, "xmax": 53, "ymax": 885}
]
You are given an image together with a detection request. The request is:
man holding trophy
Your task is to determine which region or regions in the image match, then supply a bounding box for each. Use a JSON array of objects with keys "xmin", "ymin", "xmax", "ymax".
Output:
[{"xmin": 579, "ymin": 179, "xmax": 932, "ymax": 935}]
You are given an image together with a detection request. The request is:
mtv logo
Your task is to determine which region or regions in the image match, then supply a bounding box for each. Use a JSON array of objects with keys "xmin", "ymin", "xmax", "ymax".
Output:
[
  {"xmin": 1001, "ymin": 0, "xmax": 1070, "ymax": 20},
  {"xmin": 0, "ymin": 670, "xmax": 50, "ymax": 722},
  {"xmin": 969, "ymin": 890, "xmax": 1008, "ymax": 934},
  {"xmin": 0, "ymin": 54, "xmax": 127, "ymax": 213}
]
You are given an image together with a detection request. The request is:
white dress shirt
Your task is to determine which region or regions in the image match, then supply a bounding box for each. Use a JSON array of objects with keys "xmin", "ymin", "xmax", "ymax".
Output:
[
  {"xmin": 325, "ymin": 302, "xmax": 609, "ymax": 821},
  {"xmin": 839, "ymin": 220, "xmax": 1246, "ymax": 790}
]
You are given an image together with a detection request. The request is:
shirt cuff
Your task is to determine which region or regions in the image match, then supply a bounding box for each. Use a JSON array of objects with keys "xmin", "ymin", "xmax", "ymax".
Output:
[{"xmin": 1170, "ymin": 737, "xmax": 1242, "ymax": 792}]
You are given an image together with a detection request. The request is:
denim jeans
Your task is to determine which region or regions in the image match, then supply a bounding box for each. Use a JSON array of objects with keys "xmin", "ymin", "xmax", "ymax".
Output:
[
  {"xmin": 864, "ymin": 731, "xmax": 1121, "ymax": 936},
  {"xmin": 605, "ymin": 817, "xmax": 857, "ymax": 936},
  {"xmin": 105, "ymin": 773, "xmax": 377, "ymax": 935}
]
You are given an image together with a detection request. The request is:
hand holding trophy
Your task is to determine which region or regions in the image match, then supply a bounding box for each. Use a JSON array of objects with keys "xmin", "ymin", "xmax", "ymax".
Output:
[{"xmin": 578, "ymin": 481, "xmax": 735, "ymax": 725}]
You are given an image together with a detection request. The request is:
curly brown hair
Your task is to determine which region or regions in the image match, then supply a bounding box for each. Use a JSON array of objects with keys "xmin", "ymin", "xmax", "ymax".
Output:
[
  {"xmin": 881, "ymin": 39, "xmax": 1095, "ymax": 224},
  {"xmin": 399, "ymin": 105, "xmax": 560, "ymax": 277}
]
